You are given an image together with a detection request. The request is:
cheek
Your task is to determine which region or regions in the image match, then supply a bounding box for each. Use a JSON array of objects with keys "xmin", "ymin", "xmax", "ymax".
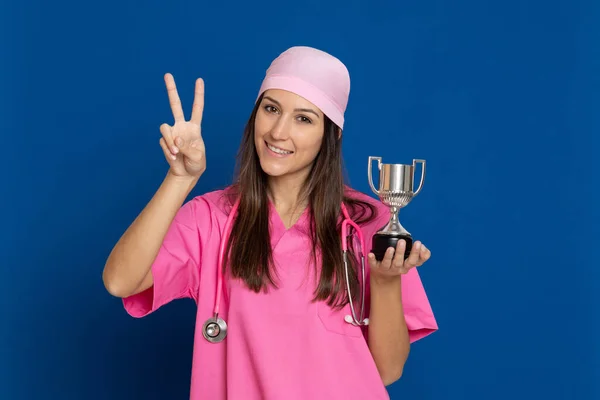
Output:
[
  {"xmin": 254, "ymin": 117, "xmax": 263, "ymax": 139},
  {"xmin": 254, "ymin": 112, "xmax": 270, "ymax": 137},
  {"xmin": 254, "ymin": 120, "xmax": 269, "ymax": 150},
  {"xmin": 309, "ymin": 137, "xmax": 324, "ymax": 154},
  {"xmin": 295, "ymin": 132, "xmax": 323, "ymax": 159},
  {"xmin": 304, "ymin": 126, "xmax": 324, "ymax": 149}
]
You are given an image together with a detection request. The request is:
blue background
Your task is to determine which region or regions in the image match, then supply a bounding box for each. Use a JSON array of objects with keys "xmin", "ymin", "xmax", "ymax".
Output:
[{"xmin": 2, "ymin": 0, "xmax": 598, "ymax": 399}]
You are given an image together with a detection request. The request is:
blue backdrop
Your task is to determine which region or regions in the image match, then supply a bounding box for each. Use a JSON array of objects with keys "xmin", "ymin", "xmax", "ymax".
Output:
[{"xmin": 2, "ymin": 0, "xmax": 598, "ymax": 399}]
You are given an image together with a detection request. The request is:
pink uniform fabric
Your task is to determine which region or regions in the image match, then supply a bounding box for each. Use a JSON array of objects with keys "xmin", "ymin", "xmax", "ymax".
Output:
[
  {"xmin": 257, "ymin": 46, "xmax": 350, "ymax": 129},
  {"xmin": 123, "ymin": 187, "xmax": 438, "ymax": 400}
]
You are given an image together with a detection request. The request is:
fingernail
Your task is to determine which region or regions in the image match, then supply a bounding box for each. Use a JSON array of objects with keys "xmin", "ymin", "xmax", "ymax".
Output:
[{"xmin": 414, "ymin": 241, "xmax": 421, "ymax": 249}]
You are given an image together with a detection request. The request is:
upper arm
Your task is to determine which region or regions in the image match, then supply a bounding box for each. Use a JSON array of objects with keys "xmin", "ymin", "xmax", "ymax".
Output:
[
  {"xmin": 130, "ymin": 270, "xmax": 154, "ymax": 296},
  {"xmin": 122, "ymin": 197, "xmax": 212, "ymax": 317}
]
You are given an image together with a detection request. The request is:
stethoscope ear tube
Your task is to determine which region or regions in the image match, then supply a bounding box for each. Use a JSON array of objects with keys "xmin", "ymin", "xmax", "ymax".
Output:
[
  {"xmin": 343, "ymin": 252, "xmax": 369, "ymax": 326},
  {"xmin": 341, "ymin": 203, "xmax": 369, "ymax": 327}
]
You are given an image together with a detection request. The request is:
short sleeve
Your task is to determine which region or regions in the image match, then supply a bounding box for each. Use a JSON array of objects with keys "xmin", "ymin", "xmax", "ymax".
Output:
[
  {"xmin": 362, "ymin": 200, "xmax": 438, "ymax": 343},
  {"xmin": 397, "ymin": 268, "xmax": 438, "ymax": 343},
  {"xmin": 122, "ymin": 196, "xmax": 212, "ymax": 318}
]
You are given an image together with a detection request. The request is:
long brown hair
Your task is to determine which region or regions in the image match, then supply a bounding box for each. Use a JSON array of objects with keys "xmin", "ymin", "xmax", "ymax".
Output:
[{"xmin": 223, "ymin": 94, "xmax": 378, "ymax": 309}]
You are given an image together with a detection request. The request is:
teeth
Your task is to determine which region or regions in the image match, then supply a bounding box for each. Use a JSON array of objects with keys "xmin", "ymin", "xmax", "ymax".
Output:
[{"xmin": 267, "ymin": 143, "xmax": 292, "ymax": 155}]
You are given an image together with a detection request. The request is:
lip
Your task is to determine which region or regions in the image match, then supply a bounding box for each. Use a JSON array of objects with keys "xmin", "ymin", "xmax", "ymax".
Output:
[{"xmin": 264, "ymin": 141, "xmax": 294, "ymax": 157}]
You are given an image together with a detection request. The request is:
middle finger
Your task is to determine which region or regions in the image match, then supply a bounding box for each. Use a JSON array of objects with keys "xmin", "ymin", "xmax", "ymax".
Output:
[
  {"xmin": 190, "ymin": 78, "xmax": 205, "ymax": 125},
  {"xmin": 392, "ymin": 239, "xmax": 407, "ymax": 268},
  {"xmin": 380, "ymin": 247, "xmax": 395, "ymax": 270}
]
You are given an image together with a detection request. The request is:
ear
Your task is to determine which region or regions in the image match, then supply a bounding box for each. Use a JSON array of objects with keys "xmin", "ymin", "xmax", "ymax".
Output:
[{"xmin": 337, "ymin": 127, "xmax": 342, "ymax": 139}]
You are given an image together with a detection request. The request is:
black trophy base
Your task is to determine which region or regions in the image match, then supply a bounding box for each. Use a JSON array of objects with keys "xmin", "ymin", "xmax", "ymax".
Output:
[{"xmin": 371, "ymin": 232, "xmax": 413, "ymax": 261}]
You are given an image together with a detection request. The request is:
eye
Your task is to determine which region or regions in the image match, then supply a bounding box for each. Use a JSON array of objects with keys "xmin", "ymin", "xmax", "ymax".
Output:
[
  {"xmin": 297, "ymin": 115, "xmax": 312, "ymax": 124},
  {"xmin": 264, "ymin": 105, "xmax": 279, "ymax": 114}
]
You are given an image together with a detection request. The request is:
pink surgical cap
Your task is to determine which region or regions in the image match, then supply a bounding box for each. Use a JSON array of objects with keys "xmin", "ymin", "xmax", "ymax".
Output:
[{"xmin": 257, "ymin": 46, "xmax": 350, "ymax": 129}]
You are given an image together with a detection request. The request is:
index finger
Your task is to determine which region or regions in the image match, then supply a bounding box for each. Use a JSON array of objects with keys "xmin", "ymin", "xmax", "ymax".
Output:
[
  {"xmin": 190, "ymin": 78, "xmax": 205, "ymax": 125},
  {"xmin": 164, "ymin": 73, "xmax": 185, "ymax": 122}
]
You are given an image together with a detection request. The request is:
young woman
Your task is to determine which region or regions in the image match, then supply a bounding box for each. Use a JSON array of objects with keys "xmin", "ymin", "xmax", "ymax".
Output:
[{"xmin": 102, "ymin": 46, "xmax": 438, "ymax": 400}]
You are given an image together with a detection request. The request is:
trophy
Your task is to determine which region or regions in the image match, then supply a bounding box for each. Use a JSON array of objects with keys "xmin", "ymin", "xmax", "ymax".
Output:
[{"xmin": 368, "ymin": 157, "xmax": 426, "ymax": 261}]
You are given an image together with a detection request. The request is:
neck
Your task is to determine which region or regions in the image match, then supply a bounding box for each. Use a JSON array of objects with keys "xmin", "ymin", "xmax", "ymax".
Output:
[{"xmin": 267, "ymin": 173, "xmax": 309, "ymax": 213}]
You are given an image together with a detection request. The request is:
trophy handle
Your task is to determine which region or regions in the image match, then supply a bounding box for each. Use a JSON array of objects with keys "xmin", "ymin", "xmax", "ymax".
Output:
[
  {"xmin": 368, "ymin": 156, "xmax": 381, "ymax": 196},
  {"xmin": 412, "ymin": 159, "xmax": 426, "ymax": 196}
]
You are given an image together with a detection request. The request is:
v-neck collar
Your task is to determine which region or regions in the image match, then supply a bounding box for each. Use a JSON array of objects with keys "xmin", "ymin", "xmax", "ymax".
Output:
[{"xmin": 268, "ymin": 200, "xmax": 310, "ymax": 249}]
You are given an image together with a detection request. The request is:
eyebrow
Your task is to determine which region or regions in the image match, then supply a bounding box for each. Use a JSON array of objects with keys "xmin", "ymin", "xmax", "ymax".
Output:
[{"xmin": 263, "ymin": 96, "xmax": 321, "ymax": 118}]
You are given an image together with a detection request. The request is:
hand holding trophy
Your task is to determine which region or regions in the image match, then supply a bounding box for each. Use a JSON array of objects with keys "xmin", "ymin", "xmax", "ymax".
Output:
[{"xmin": 368, "ymin": 157, "xmax": 426, "ymax": 262}]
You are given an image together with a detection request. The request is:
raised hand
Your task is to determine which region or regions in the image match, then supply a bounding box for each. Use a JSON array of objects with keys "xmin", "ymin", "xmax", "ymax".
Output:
[{"xmin": 159, "ymin": 73, "xmax": 206, "ymax": 178}]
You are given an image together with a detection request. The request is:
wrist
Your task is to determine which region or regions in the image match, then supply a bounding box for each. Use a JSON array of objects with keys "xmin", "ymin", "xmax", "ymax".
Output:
[
  {"xmin": 370, "ymin": 274, "xmax": 402, "ymax": 291},
  {"xmin": 164, "ymin": 171, "xmax": 200, "ymax": 194}
]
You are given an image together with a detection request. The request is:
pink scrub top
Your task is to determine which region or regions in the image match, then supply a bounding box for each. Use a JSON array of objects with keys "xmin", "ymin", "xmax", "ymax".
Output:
[{"xmin": 123, "ymin": 187, "xmax": 438, "ymax": 400}]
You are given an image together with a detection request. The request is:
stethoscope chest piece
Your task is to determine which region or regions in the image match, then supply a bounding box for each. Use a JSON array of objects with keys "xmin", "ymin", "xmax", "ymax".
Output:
[{"xmin": 202, "ymin": 315, "xmax": 227, "ymax": 343}]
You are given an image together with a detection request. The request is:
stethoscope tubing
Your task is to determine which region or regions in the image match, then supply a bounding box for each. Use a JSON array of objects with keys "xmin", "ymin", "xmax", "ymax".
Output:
[{"xmin": 203, "ymin": 197, "xmax": 369, "ymax": 343}]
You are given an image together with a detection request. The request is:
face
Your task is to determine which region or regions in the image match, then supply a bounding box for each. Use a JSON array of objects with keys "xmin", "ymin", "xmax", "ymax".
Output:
[{"xmin": 254, "ymin": 89, "xmax": 325, "ymax": 181}]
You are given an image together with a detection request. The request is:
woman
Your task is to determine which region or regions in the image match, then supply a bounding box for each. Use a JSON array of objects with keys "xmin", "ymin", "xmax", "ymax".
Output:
[{"xmin": 102, "ymin": 46, "xmax": 438, "ymax": 400}]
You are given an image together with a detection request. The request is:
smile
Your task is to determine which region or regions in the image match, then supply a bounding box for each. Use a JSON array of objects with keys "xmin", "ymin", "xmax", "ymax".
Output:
[{"xmin": 265, "ymin": 141, "xmax": 293, "ymax": 155}]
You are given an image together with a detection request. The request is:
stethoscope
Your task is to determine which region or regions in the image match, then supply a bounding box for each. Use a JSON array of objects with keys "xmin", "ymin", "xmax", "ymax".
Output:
[{"xmin": 202, "ymin": 198, "xmax": 369, "ymax": 343}]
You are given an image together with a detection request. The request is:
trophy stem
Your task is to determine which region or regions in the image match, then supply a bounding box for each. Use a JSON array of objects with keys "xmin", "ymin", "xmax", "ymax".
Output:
[
  {"xmin": 390, "ymin": 206, "xmax": 399, "ymax": 224},
  {"xmin": 371, "ymin": 206, "xmax": 413, "ymax": 261}
]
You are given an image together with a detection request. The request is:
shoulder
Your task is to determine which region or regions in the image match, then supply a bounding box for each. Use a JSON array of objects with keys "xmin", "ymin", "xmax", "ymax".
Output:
[
  {"xmin": 176, "ymin": 185, "xmax": 236, "ymax": 229},
  {"xmin": 344, "ymin": 185, "xmax": 378, "ymax": 206},
  {"xmin": 343, "ymin": 185, "xmax": 390, "ymax": 224},
  {"xmin": 194, "ymin": 186, "xmax": 235, "ymax": 214}
]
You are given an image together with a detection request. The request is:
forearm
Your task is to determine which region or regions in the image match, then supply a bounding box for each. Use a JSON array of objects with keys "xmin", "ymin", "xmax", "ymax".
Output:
[
  {"xmin": 368, "ymin": 276, "xmax": 410, "ymax": 386},
  {"xmin": 102, "ymin": 172, "xmax": 198, "ymax": 297}
]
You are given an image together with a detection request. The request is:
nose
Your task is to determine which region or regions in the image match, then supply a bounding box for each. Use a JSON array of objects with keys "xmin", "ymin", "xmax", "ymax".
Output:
[{"xmin": 270, "ymin": 116, "xmax": 291, "ymax": 141}]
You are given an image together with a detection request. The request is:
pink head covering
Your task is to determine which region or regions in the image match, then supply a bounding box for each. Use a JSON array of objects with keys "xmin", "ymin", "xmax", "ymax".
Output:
[{"xmin": 257, "ymin": 46, "xmax": 350, "ymax": 129}]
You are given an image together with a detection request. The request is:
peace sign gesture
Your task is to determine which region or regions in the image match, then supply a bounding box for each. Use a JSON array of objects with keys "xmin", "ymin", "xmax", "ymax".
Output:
[{"xmin": 159, "ymin": 73, "xmax": 206, "ymax": 178}]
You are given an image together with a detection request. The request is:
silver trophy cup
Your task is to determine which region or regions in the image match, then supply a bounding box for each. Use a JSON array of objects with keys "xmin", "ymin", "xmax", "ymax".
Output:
[{"xmin": 368, "ymin": 157, "xmax": 426, "ymax": 261}]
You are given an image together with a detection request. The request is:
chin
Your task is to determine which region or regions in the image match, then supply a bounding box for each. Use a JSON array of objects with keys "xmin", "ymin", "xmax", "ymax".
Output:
[{"xmin": 258, "ymin": 159, "xmax": 290, "ymax": 177}]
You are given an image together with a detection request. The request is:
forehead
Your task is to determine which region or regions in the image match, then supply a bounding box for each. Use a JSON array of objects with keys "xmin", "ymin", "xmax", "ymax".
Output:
[{"xmin": 262, "ymin": 89, "xmax": 322, "ymax": 114}]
